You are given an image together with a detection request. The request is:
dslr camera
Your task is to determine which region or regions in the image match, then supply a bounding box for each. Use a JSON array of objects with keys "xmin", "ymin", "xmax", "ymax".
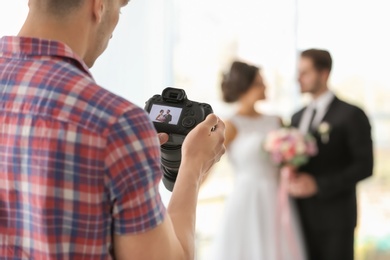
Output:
[{"xmin": 144, "ymin": 87, "xmax": 213, "ymax": 191}]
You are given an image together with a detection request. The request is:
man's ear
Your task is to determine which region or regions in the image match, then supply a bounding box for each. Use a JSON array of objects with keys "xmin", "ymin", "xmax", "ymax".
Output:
[
  {"xmin": 320, "ymin": 70, "xmax": 330, "ymax": 83},
  {"xmin": 91, "ymin": 0, "xmax": 105, "ymax": 24}
]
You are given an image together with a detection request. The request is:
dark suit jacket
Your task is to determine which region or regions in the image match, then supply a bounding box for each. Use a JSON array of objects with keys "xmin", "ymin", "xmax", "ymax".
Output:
[
  {"xmin": 291, "ymin": 96, "xmax": 373, "ymax": 231},
  {"xmin": 164, "ymin": 114, "xmax": 172, "ymax": 123}
]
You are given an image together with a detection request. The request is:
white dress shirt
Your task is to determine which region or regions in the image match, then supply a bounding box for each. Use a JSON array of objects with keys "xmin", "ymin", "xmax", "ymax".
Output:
[{"xmin": 299, "ymin": 90, "xmax": 335, "ymax": 134}]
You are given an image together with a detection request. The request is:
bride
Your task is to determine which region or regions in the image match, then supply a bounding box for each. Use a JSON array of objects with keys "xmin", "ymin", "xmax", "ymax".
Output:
[
  {"xmin": 208, "ymin": 61, "xmax": 306, "ymax": 260},
  {"xmin": 155, "ymin": 109, "xmax": 165, "ymax": 122}
]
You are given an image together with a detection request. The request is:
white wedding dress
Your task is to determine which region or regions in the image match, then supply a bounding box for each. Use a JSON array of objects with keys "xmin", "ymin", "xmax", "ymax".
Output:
[{"xmin": 208, "ymin": 114, "xmax": 306, "ymax": 260}]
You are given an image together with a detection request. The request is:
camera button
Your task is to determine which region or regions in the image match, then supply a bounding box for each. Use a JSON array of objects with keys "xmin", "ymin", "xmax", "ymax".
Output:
[
  {"xmin": 186, "ymin": 101, "xmax": 193, "ymax": 107},
  {"xmin": 182, "ymin": 117, "xmax": 196, "ymax": 128}
]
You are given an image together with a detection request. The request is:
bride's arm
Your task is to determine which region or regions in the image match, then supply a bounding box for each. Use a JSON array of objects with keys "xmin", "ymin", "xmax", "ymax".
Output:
[{"xmin": 223, "ymin": 120, "xmax": 237, "ymax": 148}]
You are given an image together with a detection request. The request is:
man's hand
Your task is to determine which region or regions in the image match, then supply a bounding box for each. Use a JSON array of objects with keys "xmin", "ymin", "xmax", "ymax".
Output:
[
  {"xmin": 157, "ymin": 133, "xmax": 169, "ymax": 145},
  {"xmin": 114, "ymin": 116, "xmax": 225, "ymax": 260},
  {"xmin": 181, "ymin": 114, "xmax": 226, "ymax": 177},
  {"xmin": 288, "ymin": 172, "xmax": 318, "ymax": 198}
]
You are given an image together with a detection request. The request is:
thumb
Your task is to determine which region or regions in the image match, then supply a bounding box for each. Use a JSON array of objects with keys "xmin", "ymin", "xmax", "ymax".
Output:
[{"xmin": 157, "ymin": 133, "xmax": 169, "ymax": 145}]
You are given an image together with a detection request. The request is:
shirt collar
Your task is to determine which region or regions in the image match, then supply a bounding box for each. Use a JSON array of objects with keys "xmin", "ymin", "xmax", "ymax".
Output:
[
  {"xmin": 0, "ymin": 36, "xmax": 93, "ymax": 78},
  {"xmin": 310, "ymin": 90, "xmax": 334, "ymax": 111}
]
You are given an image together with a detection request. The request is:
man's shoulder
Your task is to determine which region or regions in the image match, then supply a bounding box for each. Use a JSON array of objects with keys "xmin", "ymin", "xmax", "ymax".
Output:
[
  {"xmin": 46, "ymin": 63, "xmax": 144, "ymax": 134},
  {"xmin": 333, "ymin": 97, "xmax": 368, "ymax": 117},
  {"xmin": 77, "ymin": 83, "xmax": 145, "ymax": 131}
]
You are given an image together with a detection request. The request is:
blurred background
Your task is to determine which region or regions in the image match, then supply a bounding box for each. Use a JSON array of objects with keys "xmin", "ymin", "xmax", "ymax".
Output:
[{"xmin": 1, "ymin": 1, "xmax": 389, "ymax": 259}]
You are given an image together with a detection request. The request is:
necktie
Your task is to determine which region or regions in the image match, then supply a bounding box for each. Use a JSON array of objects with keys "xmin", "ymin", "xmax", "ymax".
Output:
[{"xmin": 308, "ymin": 108, "xmax": 317, "ymax": 132}]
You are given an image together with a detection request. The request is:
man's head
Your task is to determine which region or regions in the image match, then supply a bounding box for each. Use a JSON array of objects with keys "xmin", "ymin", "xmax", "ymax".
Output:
[
  {"xmin": 23, "ymin": 0, "xmax": 130, "ymax": 67},
  {"xmin": 167, "ymin": 110, "xmax": 171, "ymax": 114},
  {"xmin": 298, "ymin": 49, "xmax": 332, "ymax": 96},
  {"xmin": 40, "ymin": 0, "xmax": 84, "ymax": 16}
]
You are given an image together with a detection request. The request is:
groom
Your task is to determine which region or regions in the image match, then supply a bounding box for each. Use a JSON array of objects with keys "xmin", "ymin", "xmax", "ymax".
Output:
[
  {"xmin": 163, "ymin": 109, "xmax": 172, "ymax": 124},
  {"xmin": 289, "ymin": 49, "xmax": 374, "ymax": 260}
]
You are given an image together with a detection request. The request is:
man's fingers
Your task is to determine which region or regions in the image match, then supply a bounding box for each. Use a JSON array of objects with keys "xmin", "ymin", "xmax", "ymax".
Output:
[
  {"xmin": 203, "ymin": 114, "xmax": 223, "ymax": 131},
  {"xmin": 216, "ymin": 117, "xmax": 226, "ymax": 132},
  {"xmin": 215, "ymin": 145, "xmax": 226, "ymax": 162},
  {"xmin": 288, "ymin": 181, "xmax": 302, "ymax": 196},
  {"xmin": 157, "ymin": 133, "xmax": 169, "ymax": 145}
]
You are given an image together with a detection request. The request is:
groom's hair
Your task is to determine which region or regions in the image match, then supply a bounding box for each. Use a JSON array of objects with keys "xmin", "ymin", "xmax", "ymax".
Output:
[{"xmin": 301, "ymin": 49, "xmax": 332, "ymax": 73}]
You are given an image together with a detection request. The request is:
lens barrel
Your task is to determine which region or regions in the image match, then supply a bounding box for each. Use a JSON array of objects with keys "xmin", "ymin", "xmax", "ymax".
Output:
[{"xmin": 160, "ymin": 144, "xmax": 182, "ymax": 191}]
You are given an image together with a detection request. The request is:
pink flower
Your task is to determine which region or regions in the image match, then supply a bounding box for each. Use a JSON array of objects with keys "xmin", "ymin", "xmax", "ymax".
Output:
[{"xmin": 263, "ymin": 127, "xmax": 318, "ymax": 167}]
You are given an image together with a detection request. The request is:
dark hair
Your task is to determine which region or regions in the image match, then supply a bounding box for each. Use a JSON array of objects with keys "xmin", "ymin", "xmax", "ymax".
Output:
[
  {"xmin": 221, "ymin": 61, "xmax": 259, "ymax": 103},
  {"xmin": 44, "ymin": 0, "xmax": 84, "ymax": 16},
  {"xmin": 301, "ymin": 49, "xmax": 332, "ymax": 72}
]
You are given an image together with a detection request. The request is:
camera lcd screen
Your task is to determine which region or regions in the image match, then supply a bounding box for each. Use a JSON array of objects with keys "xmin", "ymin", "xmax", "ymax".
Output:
[{"xmin": 149, "ymin": 104, "xmax": 182, "ymax": 125}]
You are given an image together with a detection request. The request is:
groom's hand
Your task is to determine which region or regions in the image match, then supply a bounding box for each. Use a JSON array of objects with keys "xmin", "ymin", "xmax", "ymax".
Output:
[{"xmin": 288, "ymin": 173, "xmax": 318, "ymax": 198}]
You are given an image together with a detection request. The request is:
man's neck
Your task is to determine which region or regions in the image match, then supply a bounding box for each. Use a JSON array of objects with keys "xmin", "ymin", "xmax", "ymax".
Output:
[
  {"xmin": 312, "ymin": 85, "xmax": 329, "ymax": 100},
  {"xmin": 17, "ymin": 11, "xmax": 89, "ymax": 61}
]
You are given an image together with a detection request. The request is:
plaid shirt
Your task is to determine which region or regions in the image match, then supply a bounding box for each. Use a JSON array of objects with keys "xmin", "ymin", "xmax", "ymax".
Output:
[{"xmin": 0, "ymin": 36, "xmax": 166, "ymax": 259}]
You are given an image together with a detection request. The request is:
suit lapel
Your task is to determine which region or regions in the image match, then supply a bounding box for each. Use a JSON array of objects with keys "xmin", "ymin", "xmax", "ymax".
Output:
[
  {"xmin": 292, "ymin": 95, "xmax": 339, "ymax": 130},
  {"xmin": 318, "ymin": 96, "xmax": 339, "ymax": 126},
  {"xmin": 292, "ymin": 108, "xmax": 306, "ymax": 128},
  {"xmin": 308, "ymin": 96, "xmax": 339, "ymax": 147}
]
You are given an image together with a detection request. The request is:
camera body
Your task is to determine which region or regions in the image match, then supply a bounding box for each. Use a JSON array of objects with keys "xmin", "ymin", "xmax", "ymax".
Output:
[{"xmin": 144, "ymin": 87, "xmax": 213, "ymax": 191}]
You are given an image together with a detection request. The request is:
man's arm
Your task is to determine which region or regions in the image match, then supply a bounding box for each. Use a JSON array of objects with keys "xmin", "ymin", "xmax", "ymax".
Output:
[
  {"xmin": 315, "ymin": 107, "xmax": 373, "ymax": 198},
  {"xmin": 114, "ymin": 114, "xmax": 225, "ymax": 260}
]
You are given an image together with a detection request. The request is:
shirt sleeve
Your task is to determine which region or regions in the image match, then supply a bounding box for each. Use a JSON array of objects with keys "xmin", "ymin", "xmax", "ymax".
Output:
[{"xmin": 104, "ymin": 106, "xmax": 166, "ymax": 235}]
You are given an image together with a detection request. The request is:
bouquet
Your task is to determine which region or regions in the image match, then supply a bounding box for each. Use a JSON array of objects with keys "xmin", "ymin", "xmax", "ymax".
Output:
[
  {"xmin": 263, "ymin": 127, "xmax": 318, "ymax": 259},
  {"xmin": 264, "ymin": 127, "xmax": 318, "ymax": 168}
]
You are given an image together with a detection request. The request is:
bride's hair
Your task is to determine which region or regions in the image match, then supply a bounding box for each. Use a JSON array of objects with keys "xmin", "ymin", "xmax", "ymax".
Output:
[{"xmin": 221, "ymin": 61, "xmax": 259, "ymax": 103}]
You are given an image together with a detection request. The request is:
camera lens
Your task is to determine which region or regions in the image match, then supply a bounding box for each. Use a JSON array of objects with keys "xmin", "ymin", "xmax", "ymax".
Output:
[{"xmin": 160, "ymin": 144, "xmax": 182, "ymax": 191}]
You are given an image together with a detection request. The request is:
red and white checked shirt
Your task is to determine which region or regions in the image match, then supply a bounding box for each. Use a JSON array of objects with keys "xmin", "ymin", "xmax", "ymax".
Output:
[{"xmin": 0, "ymin": 36, "xmax": 166, "ymax": 259}]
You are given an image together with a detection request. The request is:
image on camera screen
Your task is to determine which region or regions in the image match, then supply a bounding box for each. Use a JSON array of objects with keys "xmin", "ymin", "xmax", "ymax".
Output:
[{"xmin": 149, "ymin": 104, "xmax": 182, "ymax": 125}]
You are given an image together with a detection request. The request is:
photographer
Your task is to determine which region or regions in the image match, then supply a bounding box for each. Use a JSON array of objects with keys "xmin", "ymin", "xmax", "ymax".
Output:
[{"xmin": 0, "ymin": 0, "xmax": 225, "ymax": 259}]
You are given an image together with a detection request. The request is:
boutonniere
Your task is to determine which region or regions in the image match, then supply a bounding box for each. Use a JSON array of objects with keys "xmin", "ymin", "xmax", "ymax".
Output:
[{"xmin": 317, "ymin": 122, "xmax": 331, "ymax": 144}]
